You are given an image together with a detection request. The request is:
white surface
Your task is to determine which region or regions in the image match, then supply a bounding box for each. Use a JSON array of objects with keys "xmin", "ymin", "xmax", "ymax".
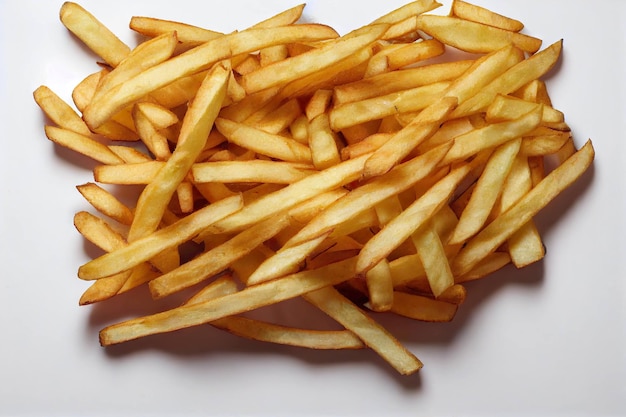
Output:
[{"xmin": 1, "ymin": 1, "xmax": 625, "ymax": 416}]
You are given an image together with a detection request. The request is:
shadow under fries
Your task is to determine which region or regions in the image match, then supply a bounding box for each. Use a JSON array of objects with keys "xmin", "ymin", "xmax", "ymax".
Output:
[{"xmin": 82, "ymin": 158, "xmax": 594, "ymax": 386}]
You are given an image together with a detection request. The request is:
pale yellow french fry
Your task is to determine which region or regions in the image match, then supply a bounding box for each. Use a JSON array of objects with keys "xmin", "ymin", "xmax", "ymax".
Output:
[
  {"xmin": 94, "ymin": 161, "xmax": 164, "ymax": 185},
  {"xmin": 93, "ymin": 31, "xmax": 179, "ymax": 102},
  {"xmin": 333, "ymin": 60, "xmax": 472, "ymax": 105},
  {"xmin": 486, "ymin": 94, "xmax": 565, "ymax": 125},
  {"xmin": 330, "ymin": 81, "xmax": 450, "ymax": 131},
  {"xmin": 496, "ymin": 155, "xmax": 545, "ymax": 268},
  {"xmin": 411, "ymin": 221, "xmax": 454, "ymax": 297},
  {"xmin": 370, "ymin": 0, "xmax": 442, "ymax": 25},
  {"xmin": 247, "ymin": 232, "xmax": 330, "ymax": 286},
  {"xmin": 203, "ymin": 153, "xmax": 371, "ymax": 235},
  {"xmin": 240, "ymin": 25, "xmax": 387, "ymax": 94},
  {"xmin": 252, "ymin": 98, "xmax": 302, "ymax": 134},
  {"xmin": 132, "ymin": 105, "xmax": 172, "ymax": 161},
  {"xmin": 305, "ymin": 89, "xmax": 333, "ymax": 121},
  {"xmin": 365, "ymin": 259, "xmax": 394, "ymax": 312},
  {"xmin": 129, "ymin": 16, "xmax": 223, "ymax": 46},
  {"xmin": 441, "ymin": 44, "xmax": 524, "ymax": 105},
  {"xmin": 441, "ymin": 105, "xmax": 541, "ymax": 165}
]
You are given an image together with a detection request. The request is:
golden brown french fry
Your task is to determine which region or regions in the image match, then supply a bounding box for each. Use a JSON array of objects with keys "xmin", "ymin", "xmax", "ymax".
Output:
[
  {"xmin": 128, "ymin": 63, "xmax": 229, "ymax": 242},
  {"xmin": 451, "ymin": 0, "xmax": 524, "ymax": 32},
  {"xmin": 59, "ymin": 2, "xmax": 130, "ymax": 67},
  {"xmin": 308, "ymin": 113, "xmax": 341, "ymax": 170},
  {"xmin": 78, "ymin": 194, "xmax": 243, "ymax": 280},
  {"xmin": 362, "ymin": 96, "xmax": 457, "ymax": 177},
  {"xmin": 76, "ymin": 182, "xmax": 134, "ymax": 225},
  {"xmin": 148, "ymin": 213, "xmax": 292, "ymax": 298},
  {"xmin": 286, "ymin": 141, "xmax": 452, "ymax": 247},
  {"xmin": 416, "ymin": 14, "xmax": 541, "ymax": 54},
  {"xmin": 33, "ymin": 86, "xmax": 92, "ymax": 136},
  {"xmin": 304, "ymin": 286, "xmax": 423, "ymax": 375},
  {"xmin": 449, "ymin": 138, "xmax": 522, "ymax": 244},
  {"xmin": 241, "ymin": 24, "xmax": 387, "ymax": 94},
  {"xmin": 452, "ymin": 140, "xmax": 594, "ymax": 276},
  {"xmin": 44, "ymin": 126, "xmax": 124, "ymax": 165},
  {"xmin": 389, "ymin": 291, "xmax": 457, "ymax": 322},
  {"xmin": 83, "ymin": 24, "xmax": 339, "ymax": 129},
  {"xmin": 356, "ymin": 163, "xmax": 472, "ymax": 275},
  {"xmin": 452, "ymin": 40, "xmax": 563, "ymax": 118},
  {"xmin": 216, "ymin": 118, "xmax": 312, "ymax": 163},
  {"xmin": 99, "ymin": 257, "xmax": 359, "ymax": 346}
]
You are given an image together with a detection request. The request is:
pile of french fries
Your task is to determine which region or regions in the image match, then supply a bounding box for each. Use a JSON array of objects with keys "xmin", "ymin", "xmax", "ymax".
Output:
[{"xmin": 35, "ymin": 0, "xmax": 594, "ymax": 375}]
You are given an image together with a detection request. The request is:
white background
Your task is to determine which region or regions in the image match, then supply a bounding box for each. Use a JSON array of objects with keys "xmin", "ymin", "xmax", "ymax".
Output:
[{"xmin": 1, "ymin": 1, "xmax": 625, "ymax": 416}]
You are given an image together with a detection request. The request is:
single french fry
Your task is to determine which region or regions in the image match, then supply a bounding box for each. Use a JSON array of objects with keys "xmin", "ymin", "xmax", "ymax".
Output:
[
  {"xmin": 308, "ymin": 113, "xmax": 341, "ymax": 170},
  {"xmin": 33, "ymin": 86, "xmax": 92, "ymax": 136},
  {"xmin": 304, "ymin": 286, "xmax": 423, "ymax": 375},
  {"xmin": 44, "ymin": 126, "xmax": 124, "ymax": 165},
  {"xmin": 59, "ymin": 2, "xmax": 130, "ymax": 67},
  {"xmin": 416, "ymin": 15, "xmax": 541, "ymax": 54},
  {"xmin": 451, "ymin": 0, "xmax": 524, "ymax": 32},
  {"xmin": 216, "ymin": 118, "xmax": 312, "ymax": 163},
  {"xmin": 76, "ymin": 183, "xmax": 134, "ymax": 225}
]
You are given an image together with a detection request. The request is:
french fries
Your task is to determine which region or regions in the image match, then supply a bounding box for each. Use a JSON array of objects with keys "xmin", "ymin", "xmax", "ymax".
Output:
[{"xmin": 35, "ymin": 1, "xmax": 594, "ymax": 376}]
